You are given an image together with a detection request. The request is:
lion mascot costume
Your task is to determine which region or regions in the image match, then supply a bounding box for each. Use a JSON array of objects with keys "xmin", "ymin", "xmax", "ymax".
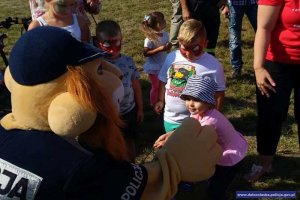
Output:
[{"xmin": 0, "ymin": 27, "xmax": 221, "ymax": 200}]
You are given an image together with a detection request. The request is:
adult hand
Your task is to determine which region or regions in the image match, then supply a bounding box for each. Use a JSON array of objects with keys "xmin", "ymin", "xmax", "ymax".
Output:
[
  {"xmin": 85, "ymin": 0, "xmax": 101, "ymax": 14},
  {"xmin": 254, "ymin": 67, "xmax": 276, "ymax": 97},
  {"xmin": 153, "ymin": 132, "xmax": 173, "ymax": 149},
  {"xmin": 182, "ymin": 7, "xmax": 191, "ymax": 21},
  {"xmin": 221, "ymin": 5, "xmax": 229, "ymax": 18}
]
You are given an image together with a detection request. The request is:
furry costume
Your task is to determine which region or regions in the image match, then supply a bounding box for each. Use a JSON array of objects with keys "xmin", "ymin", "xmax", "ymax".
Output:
[{"xmin": 0, "ymin": 26, "xmax": 221, "ymax": 200}]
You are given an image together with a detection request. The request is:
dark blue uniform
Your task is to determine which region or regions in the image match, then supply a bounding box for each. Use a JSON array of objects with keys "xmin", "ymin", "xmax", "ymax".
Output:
[{"xmin": 0, "ymin": 126, "xmax": 147, "ymax": 200}]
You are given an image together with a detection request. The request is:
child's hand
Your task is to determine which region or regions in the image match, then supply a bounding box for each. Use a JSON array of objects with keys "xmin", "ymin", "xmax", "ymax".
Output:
[
  {"xmin": 153, "ymin": 132, "xmax": 173, "ymax": 149},
  {"xmin": 137, "ymin": 109, "xmax": 144, "ymax": 123},
  {"xmin": 154, "ymin": 101, "xmax": 164, "ymax": 115},
  {"xmin": 164, "ymin": 42, "xmax": 172, "ymax": 51}
]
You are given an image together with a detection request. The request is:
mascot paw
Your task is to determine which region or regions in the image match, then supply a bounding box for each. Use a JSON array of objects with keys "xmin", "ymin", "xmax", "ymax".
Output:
[{"xmin": 158, "ymin": 117, "xmax": 222, "ymax": 182}]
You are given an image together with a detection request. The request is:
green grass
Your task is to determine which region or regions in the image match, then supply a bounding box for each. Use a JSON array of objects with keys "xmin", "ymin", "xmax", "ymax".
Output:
[{"xmin": 0, "ymin": 1, "xmax": 300, "ymax": 199}]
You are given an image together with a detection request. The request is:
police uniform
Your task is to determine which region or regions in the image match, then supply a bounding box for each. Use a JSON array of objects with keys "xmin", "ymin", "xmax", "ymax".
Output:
[{"xmin": 0, "ymin": 126, "xmax": 147, "ymax": 200}]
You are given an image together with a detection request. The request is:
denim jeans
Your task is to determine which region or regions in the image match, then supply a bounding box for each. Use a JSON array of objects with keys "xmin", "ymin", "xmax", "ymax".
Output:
[
  {"xmin": 169, "ymin": 0, "xmax": 183, "ymax": 47},
  {"xmin": 228, "ymin": 3, "xmax": 257, "ymax": 70}
]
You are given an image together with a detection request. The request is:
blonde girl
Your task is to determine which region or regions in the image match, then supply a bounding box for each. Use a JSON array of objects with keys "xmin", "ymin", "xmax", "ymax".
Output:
[
  {"xmin": 140, "ymin": 11, "xmax": 172, "ymax": 107},
  {"xmin": 28, "ymin": 0, "xmax": 90, "ymax": 42}
]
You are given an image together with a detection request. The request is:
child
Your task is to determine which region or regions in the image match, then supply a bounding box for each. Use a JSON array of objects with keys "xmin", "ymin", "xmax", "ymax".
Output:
[
  {"xmin": 29, "ymin": 0, "xmax": 101, "ymax": 25},
  {"xmin": 154, "ymin": 75, "xmax": 248, "ymax": 200},
  {"xmin": 28, "ymin": 0, "xmax": 90, "ymax": 42},
  {"xmin": 154, "ymin": 19, "xmax": 226, "ymax": 133},
  {"xmin": 140, "ymin": 11, "xmax": 172, "ymax": 107},
  {"xmin": 95, "ymin": 20, "xmax": 144, "ymax": 162}
]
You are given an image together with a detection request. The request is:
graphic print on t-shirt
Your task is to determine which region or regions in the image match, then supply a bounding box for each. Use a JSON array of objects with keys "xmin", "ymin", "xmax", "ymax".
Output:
[{"xmin": 167, "ymin": 63, "xmax": 196, "ymax": 97}]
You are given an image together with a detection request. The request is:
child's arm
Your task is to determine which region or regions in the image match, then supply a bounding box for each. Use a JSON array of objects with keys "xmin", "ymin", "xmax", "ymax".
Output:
[
  {"xmin": 215, "ymin": 91, "xmax": 225, "ymax": 111},
  {"xmin": 154, "ymin": 80, "xmax": 166, "ymax": 115},
  {"xmin": 77, "ymin": 15, "xmax": 91, "ymax": 43},
  {"xmin": 132, "ymin": 78, "xmax": 144, "ymax": 123},
  {"xmin": 143, "ymin": 42, "xmax": 172, "ymax": 57},
  {"xmin": 153, "ymin": 131, "xmax": 173, "ymax": 149}
]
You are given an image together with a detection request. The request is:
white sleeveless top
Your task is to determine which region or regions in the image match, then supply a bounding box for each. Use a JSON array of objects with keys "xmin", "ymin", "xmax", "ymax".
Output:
[{"xmin": 36, "ymin": 14, "xmax": 81, "ymax": 41}]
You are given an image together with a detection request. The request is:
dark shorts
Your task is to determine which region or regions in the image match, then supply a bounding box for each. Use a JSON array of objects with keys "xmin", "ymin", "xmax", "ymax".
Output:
[{"xmin": 120, "ymin": 106, "xmax": 139, "ymax": 140}]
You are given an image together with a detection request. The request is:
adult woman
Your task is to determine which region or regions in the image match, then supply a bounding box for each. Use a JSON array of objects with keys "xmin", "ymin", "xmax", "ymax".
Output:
[{"xmin": 250, "ymin": 0, "xmax": 300, "ymax": 181}]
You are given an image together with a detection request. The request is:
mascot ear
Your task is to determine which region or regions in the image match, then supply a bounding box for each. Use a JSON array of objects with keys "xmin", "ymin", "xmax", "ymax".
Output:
[
  {"xmin": 101, "ymin": 60, "xmax": 123, "ymax": 79},
  {"xmin": 48, "ymin": 92, "xmax": 97, "ymax": 138},
  {"xmin": 98, "ymin": 70, "xmax": 124, "ymax": 112}
]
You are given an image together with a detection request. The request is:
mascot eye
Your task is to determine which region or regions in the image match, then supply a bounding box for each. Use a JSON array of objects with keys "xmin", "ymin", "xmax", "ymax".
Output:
[{"xmin": 97, "ymin": 64, "xmax": 103, "ymax": 75}]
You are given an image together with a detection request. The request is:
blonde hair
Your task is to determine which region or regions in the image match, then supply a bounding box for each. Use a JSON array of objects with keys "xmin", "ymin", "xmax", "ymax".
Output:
[
  {"xmin": 178, "ymin": 19, "xmax": 207, "ymax": 45},
  {"xmin": 140, "ymin": 11, "xmax": 165, "ymax": 42},
  {"xmin": 66, "ymin": 67, "xmax": 129, "ymax": 161},
  {"xmin": 45, "ymin": 0, "xmax": 77, "ymax": 13}
]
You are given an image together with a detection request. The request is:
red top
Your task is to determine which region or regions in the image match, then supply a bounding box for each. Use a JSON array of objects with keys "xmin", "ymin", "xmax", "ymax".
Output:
[{"xmin": 259, "ymin": 0, "xmax": 300, "ymax": 64}]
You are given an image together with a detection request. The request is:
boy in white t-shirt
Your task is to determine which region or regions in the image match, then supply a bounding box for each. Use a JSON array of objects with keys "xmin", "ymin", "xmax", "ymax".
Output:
[{"xmin": 154, "ymin": 19, "xmax": 226, "ymax": 132}]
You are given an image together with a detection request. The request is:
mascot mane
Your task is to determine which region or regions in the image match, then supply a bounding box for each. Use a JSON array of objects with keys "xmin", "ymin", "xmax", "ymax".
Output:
[{"xmin": 66, "ymin": 67, "xmax": 128, "ymax": 161}]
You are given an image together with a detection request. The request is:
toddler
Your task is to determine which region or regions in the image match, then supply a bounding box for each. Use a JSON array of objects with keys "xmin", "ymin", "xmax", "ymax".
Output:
[
  {"xmin": 140, "ymin": 11, "xmax": 172, "ymax": 107},
  {"xmin": 154, "ymin": 75, "xmax": 248, "ymax": 200},
  {"xmin": 154, "ymin": 19, "xmax": 226, "ymax": 133},
  {"xmin": 95, "ymin": 20, "xmax": 144, "ymax": 162}
]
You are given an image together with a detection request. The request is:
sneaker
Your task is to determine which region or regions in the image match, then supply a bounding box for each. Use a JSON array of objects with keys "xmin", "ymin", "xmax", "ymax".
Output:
[
  {"xmin": 244, "ymin": 164, "xmax": 273, "ymax": 182},
  {"xmin": 231, "ymin": 68, "xmax": 241, "ymax": 79}
]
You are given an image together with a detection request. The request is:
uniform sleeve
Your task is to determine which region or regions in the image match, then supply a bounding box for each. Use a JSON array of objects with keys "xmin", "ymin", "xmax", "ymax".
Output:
[
  {"xmin": 64, "ymin": 151, "xmax": 148, "ymax": 200},
  {"xmin": 258, "ymin": 0, "xmax": 283, "ymax": 5},
  {"xmin": 144, "ymin": 38, "xmax": 154, "ymax": 49}
]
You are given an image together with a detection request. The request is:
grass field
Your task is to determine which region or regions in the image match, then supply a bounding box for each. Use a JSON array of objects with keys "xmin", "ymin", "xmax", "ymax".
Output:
[{"xmin": 0, "ymin": 1, "xmax": 300, "ymax": 199}]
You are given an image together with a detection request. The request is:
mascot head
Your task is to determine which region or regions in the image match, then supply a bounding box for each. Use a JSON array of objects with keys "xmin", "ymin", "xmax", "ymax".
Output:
[{"xmin": 1, "ymin": 26, "xmax": 128, "ymax": 160}]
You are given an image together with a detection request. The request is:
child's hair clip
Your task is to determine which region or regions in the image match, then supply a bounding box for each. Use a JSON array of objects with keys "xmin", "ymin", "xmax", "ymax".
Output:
[{"xmin": 144, "ymin": 15, "xmax": 150, "ymax": 23}]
